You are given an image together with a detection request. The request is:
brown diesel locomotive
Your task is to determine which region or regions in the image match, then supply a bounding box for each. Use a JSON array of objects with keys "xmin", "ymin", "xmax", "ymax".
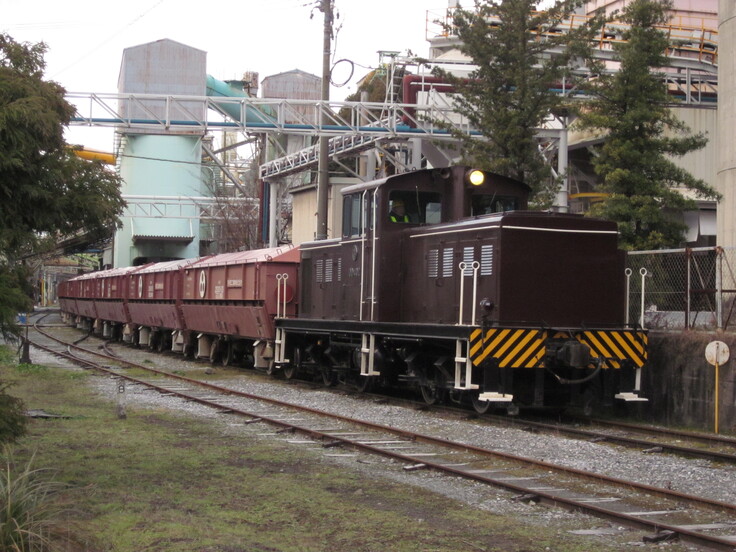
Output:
[{"xmin": 275, "ymin": 166, "xmax": 647, "ymax": 412}]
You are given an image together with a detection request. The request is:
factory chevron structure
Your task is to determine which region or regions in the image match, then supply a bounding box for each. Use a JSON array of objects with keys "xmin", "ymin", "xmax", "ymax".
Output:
[{"xmin": 66, "ymin": 0, "xmax": 723, "ymax": 266}]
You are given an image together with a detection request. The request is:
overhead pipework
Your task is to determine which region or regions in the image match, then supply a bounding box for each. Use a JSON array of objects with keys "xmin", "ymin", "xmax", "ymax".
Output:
[{"xmin": 205, "ymin": 75, "xmax": 277, "ymax": 125}]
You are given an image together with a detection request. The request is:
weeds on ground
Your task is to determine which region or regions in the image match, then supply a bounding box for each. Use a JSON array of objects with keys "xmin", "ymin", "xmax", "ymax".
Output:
[
  {"xmin": 14, "ymin": 364, "xmax": 48, "ymax": 376},
  {"xmin": 0, "ymin": 447, "xmax": 79, "ymax": 552},
  {"xmin": 0, "ymin": 346, "xmax": 15, "ymax": 365}
]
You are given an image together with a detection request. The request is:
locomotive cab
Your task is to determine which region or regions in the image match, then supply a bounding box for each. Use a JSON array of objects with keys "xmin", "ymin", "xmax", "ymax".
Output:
[{"xmin": 301, "ymin": 167, "xmax": 530, "ymax": 323}]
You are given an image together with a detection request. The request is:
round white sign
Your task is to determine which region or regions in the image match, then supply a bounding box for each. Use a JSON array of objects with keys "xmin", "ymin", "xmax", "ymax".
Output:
[
  {"xmin": 705, "ymin": 340, "xmax": 730, "ymax": 366},
  {"xmin": 198, "ymin": 271, "xmax": 207, "ymax": 299}
]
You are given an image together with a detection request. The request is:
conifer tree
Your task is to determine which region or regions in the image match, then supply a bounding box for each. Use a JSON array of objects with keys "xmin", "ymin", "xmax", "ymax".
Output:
[
  {"xmin": 575, "ymin": 0, "xmax": 719, "ymax": 249},
  {"xmin": 433, "ymin": 0, "xmax": 599, "ymax": 203}
]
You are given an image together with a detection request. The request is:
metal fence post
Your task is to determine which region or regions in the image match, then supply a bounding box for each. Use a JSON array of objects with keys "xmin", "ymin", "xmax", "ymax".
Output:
[
  {"xmin": 686, "ymin": 248, "xmax": 691, "ymax": 330},
  {"xmin": 717, "ymin": 247, "xmax": 723, "ymax": 329}
]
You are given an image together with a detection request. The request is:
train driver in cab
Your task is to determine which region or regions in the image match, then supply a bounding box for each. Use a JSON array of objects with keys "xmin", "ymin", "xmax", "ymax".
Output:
[{"xmin": 389, "ymin": 199, "xmax": 409, "ymax": 223}]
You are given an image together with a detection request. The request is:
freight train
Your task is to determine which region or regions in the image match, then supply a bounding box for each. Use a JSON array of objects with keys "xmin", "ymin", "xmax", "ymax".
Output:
[{"xmin": 58, "ymin": 166, "xmax": 648, "ymax": 414}]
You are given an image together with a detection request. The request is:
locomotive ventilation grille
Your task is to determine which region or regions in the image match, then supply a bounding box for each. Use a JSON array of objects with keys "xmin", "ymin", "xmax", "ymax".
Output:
[{"xmin": 469, "ymin": 328, "xmax": 648, "ymax": 369}]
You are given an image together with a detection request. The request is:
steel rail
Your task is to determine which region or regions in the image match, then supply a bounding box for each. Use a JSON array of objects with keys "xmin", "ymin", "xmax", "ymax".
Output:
[
  {"xmin": 29, "ymin": 327, "xmax": 736, "ymax": 550},
  {"xmin": 32, "ymin": 326, "xmax": 736, "ymax": 513},
  {"xmin": 486, "ymin": 416, "xmax": 736, "ymax": 465},
  {"xmin": 342, "ymin": 387, "xmax": 736, "ymax": 466},
  {"xmin": 29, "ymin": 329, "xmax": 736, "ymax": 551},
  {"xmin": 585, "ymin": 417, "xmax": 736, "ymax": 447}
]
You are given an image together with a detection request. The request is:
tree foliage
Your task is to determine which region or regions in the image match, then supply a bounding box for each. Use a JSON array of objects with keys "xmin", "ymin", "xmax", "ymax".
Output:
[
  {"xmin": 0, "ymin": 34, "xmax": 125, "ymax": 337},
  {"xmin": 0, "ymin": 382, "xmax": 27, "ymax": 445},
  {"xmin": 574, "ymin": 0, "xmax": 720, "ymax": 250},
  {"xmin": 433, "ymin": 0, "xmax": 599, "ymax": 203}
]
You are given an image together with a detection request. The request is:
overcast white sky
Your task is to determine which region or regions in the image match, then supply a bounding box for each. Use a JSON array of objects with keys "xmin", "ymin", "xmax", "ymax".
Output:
[{"xmin": 2, "ymin": 0, "xmax": 441, "ymax": 150}]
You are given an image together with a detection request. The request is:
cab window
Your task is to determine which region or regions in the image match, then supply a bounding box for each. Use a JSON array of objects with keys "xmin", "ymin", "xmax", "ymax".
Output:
[
  {"xmin": 388, "ymin": 191, "xmax": 442, "ymax": 224},
  {"xmin": 471, "ymin": 194, "xmax": 518, "ymax": 216},
  {"xmin": 343, "ymin": 194, "xmax": 361, "ymax": 237},
  {"xmin": 342, "ymin": 193, "xmax": 374, "ymax": 237}
]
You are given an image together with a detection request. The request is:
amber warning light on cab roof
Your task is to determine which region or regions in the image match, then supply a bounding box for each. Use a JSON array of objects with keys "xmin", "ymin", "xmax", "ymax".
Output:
[{"xmin": 467, "ymin": 169, "xmax": 485, "ymax": 186}]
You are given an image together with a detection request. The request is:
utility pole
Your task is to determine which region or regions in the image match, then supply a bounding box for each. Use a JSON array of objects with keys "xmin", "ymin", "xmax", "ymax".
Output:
[{"xmin": 316, "ymin": 0, "xmax": 333, "ymax": 240}]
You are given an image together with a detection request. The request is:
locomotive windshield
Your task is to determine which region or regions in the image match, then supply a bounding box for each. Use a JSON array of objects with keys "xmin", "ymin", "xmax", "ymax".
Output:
[
  {"xmin": 471, "ymin": 194, "xmax": 519, "ymax": 216},
  {"xmin": 388, "ymin": 191, "xmax": 442, "ymax": 224}
]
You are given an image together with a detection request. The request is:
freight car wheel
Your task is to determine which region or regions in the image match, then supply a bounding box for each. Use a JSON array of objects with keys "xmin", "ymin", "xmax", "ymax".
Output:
[
  {"xmin": 221, "ymin": 342, "xmax": 235, "ymax": 367},
  {"xmin": 183, "ymin": 343, "xmax": 195, "ymax": 360},
  {"xmin": 209, "ymin": 339, "xmax": 221, "ymax": 364},
  {"xmin": 157, "ymin": 333, "xmax": 169, "ymax": 353},
  {"xmin": 148, "ymin": 332, "xmax": 160, "ymax": 352},
  {"xmin": 471, "ymin": 396, "xmax": 493, "ymax": 415}
]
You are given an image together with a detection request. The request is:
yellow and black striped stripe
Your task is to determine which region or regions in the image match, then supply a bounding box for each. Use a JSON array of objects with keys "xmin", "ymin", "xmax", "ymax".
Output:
[
  {"xmin": 570, "ymin": 329, "xmax": 648, "ymax": 369},
  {"xmin": 469, "ymin": 327, "xmax": 648, "ymax": 369}
]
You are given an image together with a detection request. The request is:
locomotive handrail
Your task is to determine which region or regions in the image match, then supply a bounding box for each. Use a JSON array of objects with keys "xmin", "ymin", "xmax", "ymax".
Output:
[
  {"xmin": 457, "ymin": 261, "xmax": 480, "ymax": 325},
  {"xmin": 359, "ymin": 190, "xmax": 368, "ymax": 322},
  {"xmin": 639, "ymin": 268, "xmax": 650, "ymax": 329},
  {"xmin": 370, "ymin": 190, "xmax": 378, "ymax": 322},
  {"xmin": 625, "ymin": 268, "xmax": 633, "ymax": 325},
  {"xmin": 276, "ymin": 273, "xmax": 289, "ymax": 319}
]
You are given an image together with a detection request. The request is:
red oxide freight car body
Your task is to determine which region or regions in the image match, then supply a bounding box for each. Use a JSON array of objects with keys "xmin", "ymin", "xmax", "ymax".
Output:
[
  {"xmin": 180, "ymin": 246, "xmax": 299, "ymax": 366},
  {"xmin": 93, "ymin": 266, "xmax": 148, "ymax": 334},
  {"xmin": 58, "ymin": 266, "xmax": 145, "ymax": 335},
  {"xmin": 57, "ymin": 270, "xmax": 101, "ymax": 329},
  {"xmin": 58, "ymin": 246, "xmax": 299, "ymax": 368},
  {"xmin": 57, "ymin": 279, "xmax": 75, "ymax": 318},
  {"xmin": 125, "ymin": 259, "xmax": 196, "ymax": 349}
]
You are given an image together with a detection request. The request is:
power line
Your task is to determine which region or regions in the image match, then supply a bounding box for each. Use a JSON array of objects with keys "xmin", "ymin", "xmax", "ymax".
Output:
[{"xmin": 50, "ymin": 0, "xmax": 166, "ymax": 79}]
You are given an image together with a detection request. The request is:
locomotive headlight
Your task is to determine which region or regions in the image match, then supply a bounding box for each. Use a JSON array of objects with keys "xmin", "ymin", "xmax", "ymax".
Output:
[{"xmin": 467, "ymin": 169, "xmax": 485, "ymax": 186}]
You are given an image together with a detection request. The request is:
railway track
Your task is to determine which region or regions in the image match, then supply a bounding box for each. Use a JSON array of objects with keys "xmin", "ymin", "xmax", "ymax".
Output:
[
  {"xmin": 296, "ymin": 381, "xmax": 736, "ymax": 467},
  {"xmin": 24, "ymin": 319, "xmax": 736, "ymax": 550},
  {"xmin": 483, "ymin": 414, "xmax": 736, "ymax": 465}
]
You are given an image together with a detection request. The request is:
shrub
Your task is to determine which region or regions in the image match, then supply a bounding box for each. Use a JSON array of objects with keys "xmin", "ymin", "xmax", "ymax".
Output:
[{"xmin": 0, "ymin": 383, "xmax": 26, "ymax": 445}]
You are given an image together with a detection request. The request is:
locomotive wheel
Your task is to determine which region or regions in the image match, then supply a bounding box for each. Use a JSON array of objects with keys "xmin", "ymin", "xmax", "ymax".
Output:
[
  {"xmin": 419, "ymin": 370, "xmax": 444, "ymax": 406},
  {"xmin": 283, "ymin": 347, "xmax": 302, "ymax": 380},
  {"xmin": 471, "ymin": 395, "xmax": 493, "ymax": 415},
  {"xmin": 582, "ymin": 385, "xmax": 601, "ymax": 417},
  {"xmin": 420, "ymin": 384, "xmax": 439, "ymax": 405},
  {"xmin": 320, "ymin": 366, "xmax": 337, "ymax": 387},
  {"xmin": 355, "ymin": 375, "xmax": 375, "ymax": 393}
]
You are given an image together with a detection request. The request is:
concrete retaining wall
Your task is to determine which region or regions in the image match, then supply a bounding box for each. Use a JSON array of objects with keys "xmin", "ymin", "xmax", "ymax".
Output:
[{"xmin": 641, "ymin": 332, "xmax": 736, "ymax": 432}]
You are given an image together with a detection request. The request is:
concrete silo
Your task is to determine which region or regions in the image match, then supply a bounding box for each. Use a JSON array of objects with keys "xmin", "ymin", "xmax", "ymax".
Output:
[{"xmin": 112, "ymin": 39, "xmax": 207, "ymax": 267}]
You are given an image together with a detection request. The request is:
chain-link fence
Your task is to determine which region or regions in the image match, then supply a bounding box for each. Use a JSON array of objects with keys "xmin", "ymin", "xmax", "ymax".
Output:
[{"xmin": 626, "ymin": 247, "xmax": 736, "ymax": 331}]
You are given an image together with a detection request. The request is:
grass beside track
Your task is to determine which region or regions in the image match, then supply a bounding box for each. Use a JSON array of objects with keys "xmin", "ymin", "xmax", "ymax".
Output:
[{"xmin": 0, "ymin": 348, "xmax": 625, "ymax": 552}]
